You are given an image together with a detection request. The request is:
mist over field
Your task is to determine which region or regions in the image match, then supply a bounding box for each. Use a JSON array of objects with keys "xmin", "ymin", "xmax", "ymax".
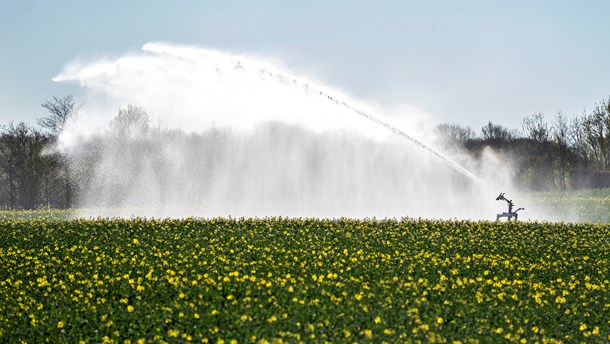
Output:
[{"xmin": 53, "ymin": 43, "xmax": 520, "ymax": 219}]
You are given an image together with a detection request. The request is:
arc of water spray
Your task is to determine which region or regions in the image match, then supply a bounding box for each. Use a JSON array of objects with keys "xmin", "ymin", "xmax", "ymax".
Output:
[
  {"xmin": 258, "ymin": 68, "xmax": 499, "ymax": 194},
  {"xmin": 139, "ymin": 44, "xmax": 496, "ymax": 193},
  {"xmin": 262, "ymin": 65, "xmax": 499, "ymax": 195},
  {"xmin": 323, "ymin": 93, "xmax": 498, "ymax": 194}
]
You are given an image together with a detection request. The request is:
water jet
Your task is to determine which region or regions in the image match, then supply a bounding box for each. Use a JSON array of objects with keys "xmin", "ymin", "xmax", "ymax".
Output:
[{"xmin": 54, "ymin": 43, "xmax": 514, "ymax": 219}]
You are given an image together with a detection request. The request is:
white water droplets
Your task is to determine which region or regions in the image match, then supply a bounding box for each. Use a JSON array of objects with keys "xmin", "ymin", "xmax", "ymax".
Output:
[{"xmin": 55, "ymin": 42, "xmax": 514, "ymax": 219}]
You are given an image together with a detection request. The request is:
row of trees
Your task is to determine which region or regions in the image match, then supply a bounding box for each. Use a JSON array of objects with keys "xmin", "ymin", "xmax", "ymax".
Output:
[
  {"xmin": 435, "ymin": 97, "xmax": 610, "ymax": 190},
  {"xmin": 0, "ymin": 96, "xmax": 76, "ymax": 209},
  {"xmin": 0, "ymin": 95, "xmax": 609, "ymax": 209}
]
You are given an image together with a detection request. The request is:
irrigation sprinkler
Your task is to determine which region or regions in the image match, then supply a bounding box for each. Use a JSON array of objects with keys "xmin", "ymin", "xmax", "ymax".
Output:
[{"xmin": 495, "ymin": 193, "xmax": 524, "ymax": 221}]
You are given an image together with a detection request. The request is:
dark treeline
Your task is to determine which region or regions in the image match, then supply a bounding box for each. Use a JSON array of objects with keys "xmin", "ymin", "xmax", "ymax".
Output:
[
  {"xmin": 0, "ymin": 96, "xmax": 75, "ymax": 210},
  {"xmin": 436, "ymin": 96, "xmax": 610, "ymax": 191},
  {"xmin": 1, "ymin": 95, "xmax": 609, "ymax": 209}
]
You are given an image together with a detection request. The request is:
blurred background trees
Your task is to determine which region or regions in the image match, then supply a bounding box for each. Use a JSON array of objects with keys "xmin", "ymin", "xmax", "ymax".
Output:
[
  {"xmin": 0, "ymin": 95, "xmax": 77, "ymax": 209},
  {"xmin": 436, "ymin": 97, "xmax": 610, "ymax": 191},
  {"xmin": 0, "ymin": 95, "xmax": 609, "ymax": 209}
]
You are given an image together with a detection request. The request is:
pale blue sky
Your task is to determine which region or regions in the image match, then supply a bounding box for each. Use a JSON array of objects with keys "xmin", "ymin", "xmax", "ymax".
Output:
[{"xmin": 1, "ymin": 0, "xmax": 609, "ymax": 131}]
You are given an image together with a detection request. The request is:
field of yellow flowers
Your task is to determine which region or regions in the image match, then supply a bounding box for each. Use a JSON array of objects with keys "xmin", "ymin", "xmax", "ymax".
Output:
[
  {"xmin": 527, "ymin": 188, "xmax": 610, "ymax": 223},
  {"xmin": 1, "ymin": 216, "xmax": 609, "ymax": 343}
]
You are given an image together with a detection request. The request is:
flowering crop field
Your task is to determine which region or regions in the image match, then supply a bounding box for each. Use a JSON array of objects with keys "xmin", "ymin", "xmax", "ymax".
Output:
[
  {"xmin": 1, "ymin": 217, "xmax": 609, "ymax": 343},
  {"xmin": 527, "ymin": 188, "xmax": 610, "ymax": 223}
]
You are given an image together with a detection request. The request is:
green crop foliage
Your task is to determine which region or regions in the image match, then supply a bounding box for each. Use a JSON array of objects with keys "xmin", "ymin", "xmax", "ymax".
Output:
[
  {"xmin": 0, "ymin": 209, "xmax": 75, "ymax": 221},
  {"xmin": 527, "ymin": 188, "xmax": 610, "ymax": 223},
  {"xmin": 1, "ymin": 217, "xmax": 609, "ymax": 343}
]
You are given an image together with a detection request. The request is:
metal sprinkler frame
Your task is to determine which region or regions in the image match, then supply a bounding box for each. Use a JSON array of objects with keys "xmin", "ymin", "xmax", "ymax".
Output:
[{"xmin": 495, "ymin": 193, "xmax": 524, "ymax": 221}]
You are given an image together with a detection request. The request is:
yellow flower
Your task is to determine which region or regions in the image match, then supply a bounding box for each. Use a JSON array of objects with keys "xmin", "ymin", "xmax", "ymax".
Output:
[
  {"xmin": 57, "ymin": 321, "xmax": 64, "ymax": 329},
  {"xmin": 437, "ymin": 317, "xmax": 444, "ymax": 325},
  {"xmin": 127, "ymin": 305, "xmax": 134, "ymax": 313},
  {"xmin": 267, "ymin": 315, "xmax": 278, "ymax": 323},
  {"xmin": 374, "ymin": 316, "xmax": 381, "ymax": 324},
  {"xmin": 580, "ymin": 323, "xmax": 587, "ymax": 331}
]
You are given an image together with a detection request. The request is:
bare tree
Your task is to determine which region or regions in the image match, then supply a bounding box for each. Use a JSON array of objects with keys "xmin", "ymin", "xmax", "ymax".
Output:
[
  {"xmin": 599, "ymin": 97, "xmax": 610, "ymax": 169},
  {"xmin": 38, "ymin": 94, "xmax": 80, "ymax": 208},
  {"xmin": 582, "ymin": 109, "xmax": 607, "ymax": 169},
  {"xmin": 109, "ymin": 105, "xmax": 150, "ymax": 138},
  {"xmin": 0, "ymin": 122, "xmax": 50, "ymax": 209},
  {"xmin": 0, "ymin": 123, "xmax": 21, "ymax": 209},
  {"xmin": 552, "ymin": 112, "xmax": 569, "ymax": 189},
  {"xmin": 38, "ymin": 95, "xmax": 78, "ymax": 135},
  {"xmin": 481, "ymin": 122, "xmax": 513, "ymax": 142},
  {"xmin": 522, "ymin": 112, "xmax": 549, "ymax": 143},
  {"xmin": 569, "ymin": 114, "xmax": 588, "ymax": 162},
  {"xmin": 435, "ymin": 123, "xmax": 475, "ymax": 144}
]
